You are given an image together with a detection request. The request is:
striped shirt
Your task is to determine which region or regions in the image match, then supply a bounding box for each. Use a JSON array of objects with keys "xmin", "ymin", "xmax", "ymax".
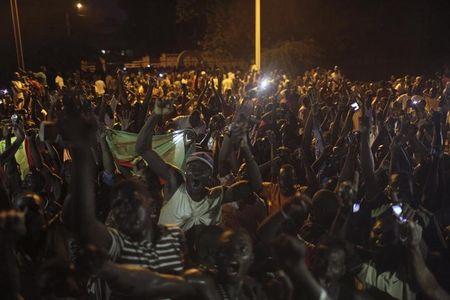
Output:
[{"xmin": 88, "ymin": 224, "xmax": 185, "ymax": 300}]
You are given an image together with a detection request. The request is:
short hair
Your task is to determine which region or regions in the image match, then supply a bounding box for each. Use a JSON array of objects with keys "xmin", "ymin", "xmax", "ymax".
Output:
[{"xmin": 110, "ymin": 177, "xmax": 152, "ymax": 208}]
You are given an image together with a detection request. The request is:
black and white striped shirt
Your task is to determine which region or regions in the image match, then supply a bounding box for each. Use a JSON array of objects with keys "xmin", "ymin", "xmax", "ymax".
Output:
[{"xmin": 88, "ymin": 224, "xmax": 185, "ymax": 300}]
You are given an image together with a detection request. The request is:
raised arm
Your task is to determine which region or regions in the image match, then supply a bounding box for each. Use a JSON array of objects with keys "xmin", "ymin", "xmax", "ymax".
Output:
[
  {"xmin": 329, "ymin": 105, "xmax": 344, "ymax": 146},
  {"xmin": 0, "ymin": 125, "xmax": 24, "ymax": 166},
  {"xmin": 359, "ymin": 109, "xmax": 378, "ymax": 201},
  {"xmin": 99, "ymin": 130, "xmax": 116, "ymax": 175},
  {"xmin": 27, "ymin": 132, "xmax": 63, "ymax": 202},
  {"xmin": 407, "ymin": 221, "xmax": 450, "ymax": 300},
  {"xmin": 240, "ymin": 135, "xmax": 262, "ymax": 191},
  {"xmin": 62, "ymin": 119, "xmax": 111, "ymax": 249},
  {"xmin": 421, "ymin": 112, "xmax": 443, "ymax": 209},
  {"xmin": 218, "ymin": 132, "xmax": 234, "ymax": 177},
  {"xmin": 135, "ymin": 108, "xmax": 180, "ymax": 200},
  {"xmin": 222, "ymin": 128, "xmax": 262, "ymax": 204},
  {"xmin": 274, "ymin": 234, "xmax": 332, "ymax": 300},
  {"xmin": 337, "ymin": 141, "xmax": 358, "ymax": 186},
  {"xmin": 99, "ymin": 263, "xmax": 216, "ymax": 299},
  {"xmin": 258, "ymin": 196, "xmax": 309, "ymax": 243}
]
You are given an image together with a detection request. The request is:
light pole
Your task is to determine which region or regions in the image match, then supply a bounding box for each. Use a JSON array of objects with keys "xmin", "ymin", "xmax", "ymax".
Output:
[
  {"xmin": 10, "ymin": 0, "xmax": 25, "ymax": 70},
  {"xmin": 65, "ymin": 2, "xmax": 86, "ymax": 37},
  {"xmin": 255, "ymin": 0, "xmax": 261, "ymax": 70}
]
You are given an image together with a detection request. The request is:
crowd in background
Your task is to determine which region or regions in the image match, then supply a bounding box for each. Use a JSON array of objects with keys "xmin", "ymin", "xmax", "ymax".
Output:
[{"xmin": 0, "ymin": 64, "xmax": 450, "ymax": 300}]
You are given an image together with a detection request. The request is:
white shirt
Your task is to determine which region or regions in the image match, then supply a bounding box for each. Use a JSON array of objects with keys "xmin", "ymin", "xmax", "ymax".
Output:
[{"xmin": 158, "ymin": 184, "xmax": 223, "ymax": 231}]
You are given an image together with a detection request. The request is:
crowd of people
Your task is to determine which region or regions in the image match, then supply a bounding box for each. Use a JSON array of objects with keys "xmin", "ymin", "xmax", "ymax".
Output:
[{"xmin": 0, "ymin": 64, "xmax": 449, "ymax": 300}]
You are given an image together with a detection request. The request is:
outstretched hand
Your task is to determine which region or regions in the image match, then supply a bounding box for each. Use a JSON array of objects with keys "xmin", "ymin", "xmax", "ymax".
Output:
[{"xmin": 119, "ymin": 110, "xmax": 135, "ymax": 131}]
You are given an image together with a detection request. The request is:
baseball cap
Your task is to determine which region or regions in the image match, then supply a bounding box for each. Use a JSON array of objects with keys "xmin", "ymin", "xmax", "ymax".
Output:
[{"xmin": 186, "ymin": 152, "xmax": 214, "ymax": 170}]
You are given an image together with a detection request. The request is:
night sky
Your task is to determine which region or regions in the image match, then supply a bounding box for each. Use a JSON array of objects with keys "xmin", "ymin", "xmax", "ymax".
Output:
[{"xmin": 0, "ymin": 0, "xmax": 449, "ymax": 85}]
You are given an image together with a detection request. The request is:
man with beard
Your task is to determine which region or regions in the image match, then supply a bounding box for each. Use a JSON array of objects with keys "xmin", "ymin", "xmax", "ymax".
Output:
[
  {"xmin": 83, "ymin": 229, "xmax": 265, "ymax": 300},
  {"xmin": 63, "ymin": 117, "xmax": 185, "ymax": 300},
  {"xmin": 136, "ymin": 101, "xmax": 262, "ymax": 232}
]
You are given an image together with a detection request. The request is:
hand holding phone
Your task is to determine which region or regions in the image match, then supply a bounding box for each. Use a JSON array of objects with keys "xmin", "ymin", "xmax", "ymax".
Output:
[{"xmin": 391, "ymin": 204, "xmax": 407, "ymax": 223}]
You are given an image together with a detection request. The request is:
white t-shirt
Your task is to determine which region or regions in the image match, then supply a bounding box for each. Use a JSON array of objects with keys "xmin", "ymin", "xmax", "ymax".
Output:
[
  {"xmin": 94, "ymin": 80, "xmax": 106, "ymax": 95},
  {"xmin": 158, "ymin": 184, "xmax": 223, "ymax": 231}
]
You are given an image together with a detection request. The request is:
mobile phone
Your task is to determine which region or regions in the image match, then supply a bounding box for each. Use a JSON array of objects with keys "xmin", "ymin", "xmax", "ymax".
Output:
[
  {"xmin": 352, "ymin": 202, "xmax": 361, "ymax": 213},
  {"xmin": 351, "ymin": 102, "xmax": 359, "ymax": 111},
  {"xmin": 391, "ymin": 204, "xmax": 407, "ymax": 223}
]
